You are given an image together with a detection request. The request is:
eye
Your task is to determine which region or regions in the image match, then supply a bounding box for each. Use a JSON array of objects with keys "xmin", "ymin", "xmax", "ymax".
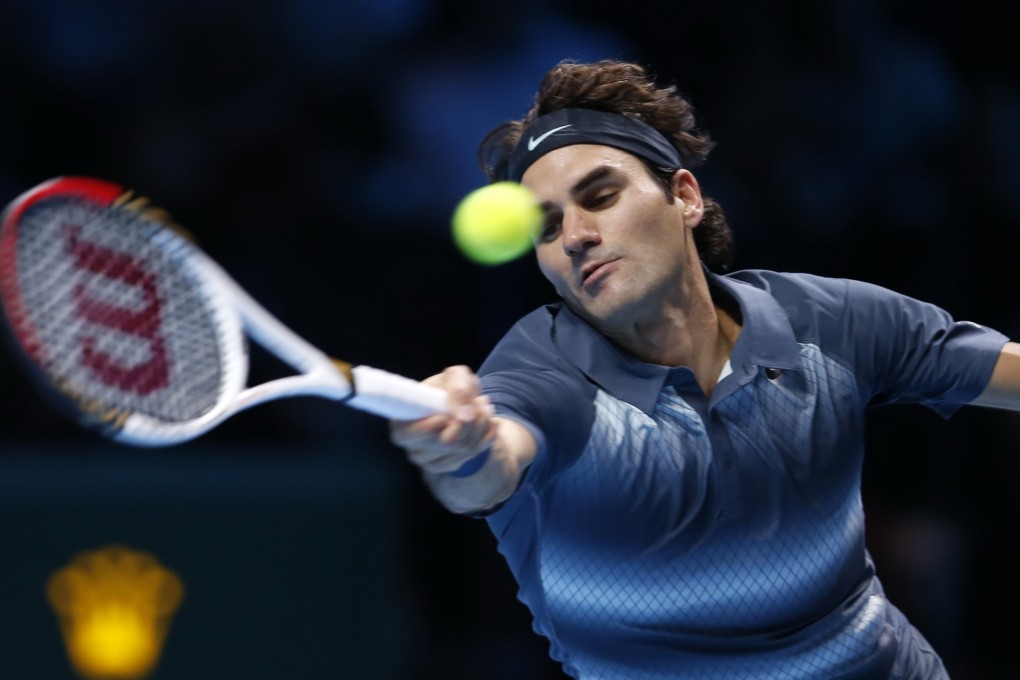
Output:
[
  {"xmin": 536, "ymin": 220, "xmax": 561, "ymax": 244},
  {"xmin": 534, "ymin": 207, "xmax": 563, "ymax": 244},
  {"xmin": 586, "ymin": 189, "xmax": 618, "ymax": 210}
]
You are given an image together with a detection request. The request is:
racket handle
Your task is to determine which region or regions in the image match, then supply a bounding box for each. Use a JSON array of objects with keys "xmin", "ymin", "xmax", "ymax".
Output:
[{"xmin": 346, "ymin": 365, "xmax": 448, "ymax": 420}]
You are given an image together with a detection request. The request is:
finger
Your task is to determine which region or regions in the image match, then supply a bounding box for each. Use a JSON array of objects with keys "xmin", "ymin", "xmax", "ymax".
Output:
[
  {"xmin": 458, "ymin": 395, "xmax": 495, "ymax": 443},
  {"xmin": 441, "ymin": 365, "xmax": 482, "ymax": 420},
  {"xmin": 436, "ymin": 417, "xmax": 471, "ymax": 447},
  {"xmin": 395, "ymin": 414, "xmax": 482, "ymax": 460},
  {"xmin": 441, "ymin": 394, "xmax": 496, "ymax": 444},
  {"xmin": 388, "ymin": 413, "xmax": 449, "ymax": 448}
]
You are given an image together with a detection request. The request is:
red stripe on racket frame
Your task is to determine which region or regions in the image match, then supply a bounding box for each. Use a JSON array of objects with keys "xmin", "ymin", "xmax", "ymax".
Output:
[{"xmin": 1, "ymin": 177, "xmax": 171, "ymax": 396}]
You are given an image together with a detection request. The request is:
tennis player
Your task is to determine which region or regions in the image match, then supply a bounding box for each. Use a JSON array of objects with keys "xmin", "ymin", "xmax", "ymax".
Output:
[{"xmin": 391, "ymin": 59, "xmax": 1020, "ymax": 679}]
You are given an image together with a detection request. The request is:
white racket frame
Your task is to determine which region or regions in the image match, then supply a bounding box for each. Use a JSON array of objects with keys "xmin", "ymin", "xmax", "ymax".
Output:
[
  {"xmin": 92, "ymin": 222, "xmax": 448, "ymax": 446},
  {"xmin": 1, "ymin": 178, "xmax": 449, "ymax": 447}
]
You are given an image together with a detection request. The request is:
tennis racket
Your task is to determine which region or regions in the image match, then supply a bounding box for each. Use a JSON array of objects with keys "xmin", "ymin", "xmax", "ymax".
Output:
[{"xmin": 0, "ymin": 176, "xmax": 448, "ymax": 447}]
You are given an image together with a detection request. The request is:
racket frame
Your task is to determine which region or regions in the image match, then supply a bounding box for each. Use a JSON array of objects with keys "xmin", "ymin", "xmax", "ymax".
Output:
[{"xmin": 1, "ymin": 177, "xmax": 447, "ymax": 447}]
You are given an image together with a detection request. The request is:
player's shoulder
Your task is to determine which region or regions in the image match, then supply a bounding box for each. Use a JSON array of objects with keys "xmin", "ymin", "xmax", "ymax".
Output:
[
  {"xmin": 723, "ymin": 269, "xmax": 919, "ymax": 347},
  {"xmin": 479, "ymin": 303, "xmax": 568, "ymax": 376},
  {"xmin": 725, "ymin": 268, "xmax": 910, "ymax": 309},
  {"xmin": 726, "ymin": 269, "xmax": 849, "ymax": 301}
]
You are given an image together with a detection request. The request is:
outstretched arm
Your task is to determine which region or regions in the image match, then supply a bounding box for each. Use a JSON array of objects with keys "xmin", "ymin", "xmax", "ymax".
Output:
[
  {"xmin": 389, "ymin": 365, "xmax": 538, "ymax": 515},
  {"xmin": 971, "ymin": 342, "xmax": 1020, "ymax": 411}
]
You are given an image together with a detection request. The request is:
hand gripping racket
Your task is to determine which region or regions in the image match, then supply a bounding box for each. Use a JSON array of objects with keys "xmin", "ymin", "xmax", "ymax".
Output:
[{"xmin": 0, "ymin": 176, "xmax": 448, "ymax": 446}]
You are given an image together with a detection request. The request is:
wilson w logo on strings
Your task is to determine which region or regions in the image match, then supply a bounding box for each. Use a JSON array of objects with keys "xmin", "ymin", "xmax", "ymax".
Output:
[{"xmin": 66, "ymin": 224, "xmax": 170, "ymax": 395}]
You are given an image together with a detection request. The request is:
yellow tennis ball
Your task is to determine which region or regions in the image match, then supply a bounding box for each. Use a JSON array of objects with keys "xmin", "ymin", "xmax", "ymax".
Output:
[{"xmin": 452, "ymin": 182, "xmax": 541, "ymax": 265}]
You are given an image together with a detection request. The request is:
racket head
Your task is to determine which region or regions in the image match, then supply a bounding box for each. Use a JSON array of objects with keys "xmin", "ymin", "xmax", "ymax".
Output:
[{"xmin": 0, "ymin": 176, "xmax": 247, "ymax": 445}]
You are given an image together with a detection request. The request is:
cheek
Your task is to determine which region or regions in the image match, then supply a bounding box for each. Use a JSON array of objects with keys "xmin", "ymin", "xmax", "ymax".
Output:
[
  {"xmin": 535, "ymin": 247, "xmax": 555, "ymax": 274},
  {"xmin": 536, "ymin": 249, "xmax": 569, "ymax": 291}
]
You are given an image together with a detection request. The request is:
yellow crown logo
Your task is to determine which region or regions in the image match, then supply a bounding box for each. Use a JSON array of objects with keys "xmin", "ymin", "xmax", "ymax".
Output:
[{"xmin": 47, "ymin": 546, "xmax": 184, "ymax": 680}]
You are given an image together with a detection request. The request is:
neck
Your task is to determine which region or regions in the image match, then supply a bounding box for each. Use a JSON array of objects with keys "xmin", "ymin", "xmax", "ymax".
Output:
[{"xmin": 604, "ymin": 269, "xmax": 741, "ymax": 397}]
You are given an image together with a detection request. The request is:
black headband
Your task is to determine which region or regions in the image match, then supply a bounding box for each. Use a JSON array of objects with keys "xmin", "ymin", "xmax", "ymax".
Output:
[{"xmin": 506, "ymin": 108, "xmax": 682, "ymax": 183}]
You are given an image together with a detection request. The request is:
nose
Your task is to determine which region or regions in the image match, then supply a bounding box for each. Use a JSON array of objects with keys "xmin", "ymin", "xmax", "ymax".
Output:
[{"xmin": 561, "ymin": 208, "xmax": 600, "ymax": 254}]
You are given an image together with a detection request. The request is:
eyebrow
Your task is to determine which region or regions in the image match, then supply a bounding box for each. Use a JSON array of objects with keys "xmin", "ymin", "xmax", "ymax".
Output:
[
  {"xmin": 571, "ymin": 165, "xmax": 616, "ymax": 196},
  {"xmin": 538, "ymin": 165, "xmax": 618, "ymax": 214}
]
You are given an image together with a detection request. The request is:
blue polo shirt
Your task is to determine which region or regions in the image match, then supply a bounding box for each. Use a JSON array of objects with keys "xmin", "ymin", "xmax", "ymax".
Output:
[{"xmin": 477, "ymin": 269, "xmax": 1009, "ymax": 680}]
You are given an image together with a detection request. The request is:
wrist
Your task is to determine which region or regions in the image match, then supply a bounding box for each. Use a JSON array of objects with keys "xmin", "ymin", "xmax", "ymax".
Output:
[{"xmin": 447, "ymin": 447, "xmax": 492, "ymax": 478}]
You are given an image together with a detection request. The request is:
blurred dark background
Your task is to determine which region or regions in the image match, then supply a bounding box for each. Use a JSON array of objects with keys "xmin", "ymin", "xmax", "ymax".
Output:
[{"xmin": 1, "ymin": 0, "xmax": 1018, "ymax": 678}]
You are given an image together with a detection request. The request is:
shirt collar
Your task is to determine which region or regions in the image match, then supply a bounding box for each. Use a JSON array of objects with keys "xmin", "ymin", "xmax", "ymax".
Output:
[{"xmin": 551, "ymin": 270, "xmax": 804, "ymax": 415}]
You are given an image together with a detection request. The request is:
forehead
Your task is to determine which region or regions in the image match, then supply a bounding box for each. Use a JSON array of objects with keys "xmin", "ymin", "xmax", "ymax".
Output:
[{"xmin": 520, "ymin": 144, "xmax": 646, "ymax": 193}]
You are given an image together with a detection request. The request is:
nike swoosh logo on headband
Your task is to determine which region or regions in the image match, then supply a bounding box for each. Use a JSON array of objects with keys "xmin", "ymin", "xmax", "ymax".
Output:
[{"xmin": 527, "ymin": 124, "xmax": 572, "ymax": 151}]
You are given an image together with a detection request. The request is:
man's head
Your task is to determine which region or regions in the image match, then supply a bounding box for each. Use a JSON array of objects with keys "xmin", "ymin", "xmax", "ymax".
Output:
[
  {"xmin": 519, "ymin": 141, "xmax": 707, "ymax": 334},
  {"xmin": 479, "ymin": 60, "xmax": 733, "ymax": 273}
]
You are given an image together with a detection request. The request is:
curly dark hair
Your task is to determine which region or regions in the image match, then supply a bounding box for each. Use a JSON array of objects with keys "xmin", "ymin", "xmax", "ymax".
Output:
[{"xmin": 479, "ymin": 60, "xmax": 734, "ymax": 271}]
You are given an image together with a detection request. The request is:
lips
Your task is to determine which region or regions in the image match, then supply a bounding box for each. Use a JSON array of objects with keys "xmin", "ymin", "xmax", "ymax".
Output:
[{"xmin": 580, "ymin": 258, "xmax": 619, "ymax": 287}]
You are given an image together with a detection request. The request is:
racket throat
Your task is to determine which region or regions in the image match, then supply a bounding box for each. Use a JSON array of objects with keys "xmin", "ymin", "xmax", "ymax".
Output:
[{"xmin": 331, "ymin": 358, "xmax": 355, "ymax": 384}]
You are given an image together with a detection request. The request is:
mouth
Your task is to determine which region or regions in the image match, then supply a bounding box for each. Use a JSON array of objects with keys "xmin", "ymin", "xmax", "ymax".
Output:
[{"xmin": 580, "ymin": 258, "xmax": 619, "ymax": 288}]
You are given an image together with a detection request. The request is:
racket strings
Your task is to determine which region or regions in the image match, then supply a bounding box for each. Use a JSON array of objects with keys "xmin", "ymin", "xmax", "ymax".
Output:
[{"xmin": 13, "ymin": 199, "xmax": 228, "ymax": 423}]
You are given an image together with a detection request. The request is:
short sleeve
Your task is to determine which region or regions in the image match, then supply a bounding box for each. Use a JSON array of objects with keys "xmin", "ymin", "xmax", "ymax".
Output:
[
  {"xmin": 479, "ymin": 308, "xmax": 596, "ymax": 490},
  {"xmin": 839, "ymin": 279, "xmax": 1009, "ymax": 417}
]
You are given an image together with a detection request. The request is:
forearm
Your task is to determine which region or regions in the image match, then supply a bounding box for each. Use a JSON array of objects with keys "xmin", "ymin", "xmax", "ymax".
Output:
[
  {"xmin": 389, "ymin": 365, "xmax": 540, "ymax": 514},
  {"xmin": 422, "ymin": 417, "xmax": 537, "ymax": 515}
]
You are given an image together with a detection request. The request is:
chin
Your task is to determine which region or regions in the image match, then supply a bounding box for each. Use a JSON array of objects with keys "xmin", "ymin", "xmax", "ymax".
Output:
[{"xmin": 570, "ymin": 299, "xmax": 628, "ymax": 331}]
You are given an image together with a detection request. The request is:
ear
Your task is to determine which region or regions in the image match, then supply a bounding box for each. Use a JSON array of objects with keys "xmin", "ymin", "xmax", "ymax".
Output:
[{"xmin": 671, "ymin": 169, "xmax": 704, "ymax": 228}]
